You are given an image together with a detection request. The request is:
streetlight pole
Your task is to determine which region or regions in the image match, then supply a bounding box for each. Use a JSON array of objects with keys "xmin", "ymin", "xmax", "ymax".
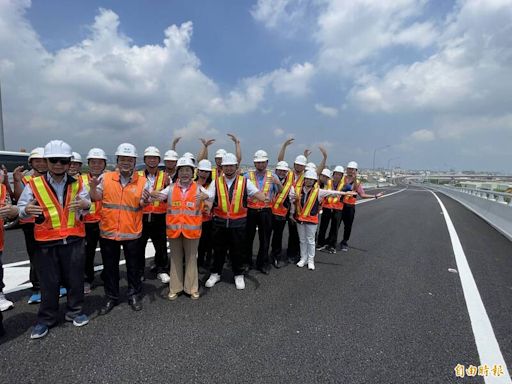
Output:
[
  {"xmin": 0, "ymin": 80, "xmax": 5, "ymax": 150},
  {"xmin": 387, "ymin": 156, "xmax": 400, "ymax": 182},
  {"xmin": 372, "ymin": 144, "xmax": 390, "ymax": 170}
]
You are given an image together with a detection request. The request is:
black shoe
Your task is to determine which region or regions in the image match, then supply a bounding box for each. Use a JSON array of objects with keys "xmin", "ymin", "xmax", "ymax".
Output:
[
  {"xmin": 128, "ymin": 296, "xmax": 143, "ymax": 312},
  {"xmin": 258, "ymin": 266, "xmax": 270, "ymax": 275},
  {"xmin": 99, "ymin": 299, "xmax": 118, "ymax": 316}
]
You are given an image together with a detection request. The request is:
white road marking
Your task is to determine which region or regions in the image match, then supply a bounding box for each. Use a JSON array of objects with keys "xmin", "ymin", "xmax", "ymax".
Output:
[
  {"xmin": 431, "ymin": 191, "xmax": 511, "ymax": 383},
  {"xmin": 355, "ymin": 187, "xmax": 406, "ymax": 205}
]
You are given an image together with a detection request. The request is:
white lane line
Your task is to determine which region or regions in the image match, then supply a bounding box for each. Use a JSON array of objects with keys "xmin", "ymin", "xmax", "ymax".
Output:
[
  {"xmin": 355, "ymin": 187, "xmax": 406, "ymax": 205},
  {"xmin": 431, "ymin": 191, "xmax": 511, "ymax": 383}
]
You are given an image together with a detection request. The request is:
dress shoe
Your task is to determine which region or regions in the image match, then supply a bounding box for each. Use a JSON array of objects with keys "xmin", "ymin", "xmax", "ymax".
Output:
[
  {"xmin": 128, "ymin": 296, "xmax": 143, "ymax": 312},
  {"xmin": 99, "ymin": 299, "xmax": 118, "ymax": 316}
]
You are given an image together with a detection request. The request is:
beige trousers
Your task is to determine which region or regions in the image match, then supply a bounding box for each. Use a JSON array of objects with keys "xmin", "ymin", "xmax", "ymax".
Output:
[{"xmin": 169, "ymin": 236, "xmax": 199, "ymax": 295}]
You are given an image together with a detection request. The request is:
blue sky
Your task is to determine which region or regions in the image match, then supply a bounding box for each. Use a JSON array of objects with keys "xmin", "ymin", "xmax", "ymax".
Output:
[{"xmin": 1, "ymin": 0, "xmax": 512, "ymax": 171}]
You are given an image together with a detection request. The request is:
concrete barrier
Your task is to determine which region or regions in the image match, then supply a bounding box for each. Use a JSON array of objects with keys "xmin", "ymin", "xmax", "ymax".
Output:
[{"xmin": 424, "ymin": 184, "xmax": 512, "ymax": 241}]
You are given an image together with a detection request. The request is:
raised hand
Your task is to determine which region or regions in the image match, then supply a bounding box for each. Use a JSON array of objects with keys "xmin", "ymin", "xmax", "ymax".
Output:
[
  {"xmin": 227, "ymin": 133, "xmax": 239, "ymax": 144},
  {"xmin": 318, "ymin": 146, "xmax": 328, "ymax": 158},
  {"xmin": 200, "ymin": 138, "xmax": 216, "ymax": 147},
  {"xmin": 13, "ymin": 166, "xmax": 24, "ymax": 183},
  {"xmin": 283, "ymin": 138, "xmax": 294, "ymax": 147},
  {"xmin": 303, "ymin": 149, "xmax": 312, "ymax": 158}
]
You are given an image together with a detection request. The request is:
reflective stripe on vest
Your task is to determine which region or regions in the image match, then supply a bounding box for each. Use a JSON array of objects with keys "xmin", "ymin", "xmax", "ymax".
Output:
[
  {"xmin": 81, "ymin": 174, "xmax": 102, "ymax": 222},
  {"xmin": 343, "ymin": 178, "xmax": 360, "ymax": 205},
  {"xmin": 323, "ymin": 176, "xmax": 345, "ymax": 210},
  {"xmin": 100, "ymin": 171, "xmax": 145, "ymax": 241},
  {"xmin": 213, "ymin": 175, "xmax": 247, "ymax": 220},
  {"xmin": 29, "ymin": 176, "xmax": 85, "ymax": 241},
  {"xmin": 0, "ymin": 185, "xmax": 6, "ymax": 251},
  {"xmin": 272, "ymin": 171, "xmax": 293, "ymax": 217},
  {"xmin": 166, "ymin": 182, "xmax": 202, "ymax": 239},
  {"xmin": 138, "ymin": 170, "xmax": 166, "ymax": 214},
  {"xmin": 293, "ymin": 173, "xmax": 304, "ymax": 189},
  {"xmin": 295, "ymin": 185, "xmax": 319, "ymax": 224},
  {"xmin": 247, "ymin": 170, "xmax": 272, "ymax": 209}
]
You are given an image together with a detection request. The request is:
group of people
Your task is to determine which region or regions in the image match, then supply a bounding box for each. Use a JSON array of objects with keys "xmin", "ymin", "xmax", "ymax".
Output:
[{"xmin": 0, "ymin": 135, "xmax": 383, "ymax": 339}]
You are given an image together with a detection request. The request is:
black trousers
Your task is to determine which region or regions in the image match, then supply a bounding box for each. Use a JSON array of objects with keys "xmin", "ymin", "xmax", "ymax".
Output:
[
  {"xmin": 100, "ymin": 237, "xmax": 142, "ymax": 301},
  {"xmin": 212, "ymin": 225, "xmax": 245, "ymax": 276},
  {"xmin": 244, "ymin": 208, "xmax": 273, "ymax": 268},
  {"xmin": 198, "ymin": 220, "xmax": 213, "ymax": 267},
  {"xmin": 21, "ymin": 223, "xmax": 39, "ymax": 290},
  {"xmin": 139, "ymin": 213, "xmax": 168, "ymax": 274},
  {"xmin": 33, "ymin": 239, "xmax": 85, "ymax": 326},
  {"xmin": 84, "ymin": 222, "xmax": 100, "ymax": 284},
  {"xmin": 286, "ymin": 218, "xmax": 300, "ymax": 261},
  {"xmin": 0, "ymin": 252, "xmax": 4, "ymax": 291},
  {"xmin": 318, "ymin": 208, "xmax": 343, "ymax": 248},
  {"xmin": 341, "ymin": 204, "xmax": 356, "ymax": 244},
  {"xmin": 270, "ymin": 216, "xmax": 287, "ymax": 262}
]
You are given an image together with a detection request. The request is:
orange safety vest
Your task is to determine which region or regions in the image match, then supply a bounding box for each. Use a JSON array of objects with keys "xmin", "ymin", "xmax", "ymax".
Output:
[
  {"xmin": 81, "ymin": 174, "xmax": 102, "ymax": 223},
  {"xmin": 247, "ymin": 170, "xmax": 272, "ymax": 209},
  {"xmin": 294, "ymin": 185, "xmax": 320, "ymax": 224},
  {"xmin": 213, "ymin": 175, "xmax": 247, "ymax": 220},
  {"xmin": 271, "ymin": 171, "xmax": 294, "ymax": 217},
  {"xmin": 20, "ymin": 175, "xmax": 35, "ymax": 224},
  {"xmin": 343, "ymin": 177, "xmax": 361, "ymax": 205},
  {"xmin": 322, "ymin": 176, "xmax": 346, "ymax": 210},
  {"xmin": 166, "ymin": 182, "xmax": 203, "ymax": 239},
  {"xmin": 138, "ymin": 170, "xmax": 167, "ymax": 214},
  {"xmin": 0, "ymin": 184, "xmax": 6, "ymax": 251},
  {"xmin": 29, "ymin": 176, "xmax": 85, "ymax": 241},
  {"xmin": 293, "ymin": 172, "xmax": 304, "ymax": 189},
  {"xmin": 100, "ymin": 171, "xmax": 146, "ymax": 241}
]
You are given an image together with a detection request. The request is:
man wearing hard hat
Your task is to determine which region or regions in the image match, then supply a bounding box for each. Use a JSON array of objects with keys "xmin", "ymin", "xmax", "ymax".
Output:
[
  {"xmin": 12, "ymin": 147, "xmax": 48, "ymax": 304},
  {"xmin": 244, "ymin": 149, "xmax": 283, "ymax": 274},
  {"xmin": 317, "ymin": 165, "xmax": 345, "ymax": 254},
  {"xmin": 138, "ymin": 146, "xmax": 170, "ymax": 284},
  {"xmin": 17, "ymin": 140, "xmax": 91, "ymax": 339},
  {"xmin": 81, "ymin": 148, "xmax": 108, "ymax": 294},
  {"xmin": 68, "ymin": 152, "xmax": 83, "ymax": 178},
  {"xmin": 204, "ymin": 153, "xmax": 268, "ymax": 290},
  {"xmin": 163, "ymin": 149, "xmax": 179, "ymax": 183},
  {"xmin": 339, "ymin": 161, "xmax": 384, "ymax": 252},
  {"xmin": 89, "ymin": 143, "xmax": 150, "ymax": 314}
]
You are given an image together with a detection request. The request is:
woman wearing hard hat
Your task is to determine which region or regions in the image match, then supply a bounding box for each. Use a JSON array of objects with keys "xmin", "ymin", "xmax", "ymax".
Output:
[{"xmin": 339, "ymin": 161, "xmax": 384, "ymax": 252}]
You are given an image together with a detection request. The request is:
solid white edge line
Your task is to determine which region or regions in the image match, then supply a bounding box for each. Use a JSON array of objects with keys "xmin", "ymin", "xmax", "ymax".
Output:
[
  {"xmin": 355, "ymin": 187, "xmax": 407, "ymax": 205},
  {"xmin": 431, "ymin": 191, "xmax": 511, "ymax": 383}
]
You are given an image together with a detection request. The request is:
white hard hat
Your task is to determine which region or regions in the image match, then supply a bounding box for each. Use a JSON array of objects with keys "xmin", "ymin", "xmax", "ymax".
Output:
[
  {"xmin": 304, "ymin": 170, "xmax": 318, "ymax": 180},
  {"xmin": 164, "ymin": 150, "xmax": 179, "ymax": 161},
  {"xmin": 44, "ymin": 140, "xmax": 72, "ymax": 158},
  {"xmin": 253, "ymin": 149, "xmax": 269, "ymax": 162},
  {"xmin": 321, "ymin": 168, "xmax": 332, "ymax": 178},
  {"xmin": 347, "ymin": 161, "xmax": 358, "ymax": 169},
  {"xmin": 275, "ymin": 161, "xmax": 289, "ymax": 171},
  {"xmin": 115, "ymin": 143, "xmax": 137, "ymax": 158},
  {"xmin": 28, "ymin": 147, "xmax": 45, "ymax": 161},
  {"xmin": 183, "ymin": 152, "xmax": 196, "ymax": 162},
  {"xmin": 198, "ymin": 159, "xmax": 212, "ymax": 172},
  {"xmin": 221, "ymin": 153, "xmax": 238, "ymax": 166},
  {"xmin": 87, "ymin": 148, "xmax": 108, "ymax": 160},
  {"xmin": 144, "ymin": 146, "xmax": 161, "ymax": 158},
  {"xmin": 294, "ymin": 155, "xmax": 307, "ymax": 166},
  {"xmin": 177, "ymin": 157, "xmax": 196, "ymax": 169},
  {"xmin": 306, "ymin": 162, "xmax": 317, "ymax": 170},
  {"xmin": 71, "ymin": 152, "xmax": 83, "ymax": 163},
  {"xmin": 333, "ymin": 165, "xmax": 345, "ymax": 173},
  {"xmin": 215, "ymin": 149, "xmax": 227, "ymax": 158}
]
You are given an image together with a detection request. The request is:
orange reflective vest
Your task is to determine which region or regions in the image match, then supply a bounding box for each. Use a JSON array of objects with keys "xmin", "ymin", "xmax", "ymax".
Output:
[
  {"xmin": 166, "ymin": 182, "xmax": 203, "ymax": 239},
  {"xmin": 0, "ymin": 184, "xmax": 6, "ymax": 251},
  {"xmin": 81, "ymin": 174, "xmax": 102, "ymax": 223},
  {"xmin": 138, "ymin": 170, "xmax": 167, "ymax": 214},
  {"xmin": 271, "ymin": 171, "xmax": 293, "ymax": 217},
  {"xmin": 29, "ymin": 176, "xmax": 85, "ymax": 241},
  {"xmin": 100, "ymin": 171, "xmax": 146, "ymax": 241},
  {"xmin": 343, "ymin": 178, "xmax": 361, "ymax": 205},
  {"xmin": 322, "ymin": 176, "xmax": 345, "ymax": 210},
  {"xmin": 213, "ymin": 175, "xmax": 247, "ymax": 220},
  {"xmin": 20, "ymin": 175, "xmax": 35, "ymax": 224},
  {"xmin": 293, "ymin": 172, "xmax": 304, "ymax": 189},
  {"xmin": 247, "ymin": 170, "xmax": 272, "ymax": 209},
  {"xmin": 294, "ymin": 185, "xmax": 320, "ymax": 224}
]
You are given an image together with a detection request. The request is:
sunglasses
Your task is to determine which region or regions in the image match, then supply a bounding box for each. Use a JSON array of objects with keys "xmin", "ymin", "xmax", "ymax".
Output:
[{"xmin": 48, "ymin": 158, "xmax": 71, "ymax": 165}]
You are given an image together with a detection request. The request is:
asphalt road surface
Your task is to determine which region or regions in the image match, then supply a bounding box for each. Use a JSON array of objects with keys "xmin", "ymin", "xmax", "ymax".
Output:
[{"xmin": 0, "ymin": 186, "xmax": 511, "ymax": 383}]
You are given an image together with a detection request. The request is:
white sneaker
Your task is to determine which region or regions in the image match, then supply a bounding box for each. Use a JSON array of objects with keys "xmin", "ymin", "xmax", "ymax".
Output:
[
  {"xmin": 205, "ymin": 273, "xmax": 221, "ymax": 288},
  {"xmin": 296, "ymin": 259, "xmax": 306, "ymax": 268},
  {"xmin": 308, "ymin": 261, "xmax": 315, "ymax": 270},
  {"xmin": 157, "ymin": 273, "xmax": 171, "ymax": 284},
  {"xmin": 0, "ymin": 292, "xmax": 14, "ymax": 312},
  {"xmin": 234, "ymin": 275, "xmax": 245, "ymax": 290}
]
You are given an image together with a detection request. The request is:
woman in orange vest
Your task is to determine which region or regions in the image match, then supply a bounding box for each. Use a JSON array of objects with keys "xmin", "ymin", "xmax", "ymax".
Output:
[
  {"xmin": 153, "ymin": 157, "xmax": 209, "ymax": 300},
  {"xmin": 289, "ymin": 170, "xmax": 356, "ymax": 271}
]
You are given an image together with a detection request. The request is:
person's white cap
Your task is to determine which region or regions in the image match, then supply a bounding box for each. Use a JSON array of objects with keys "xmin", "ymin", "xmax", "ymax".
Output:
[
  {"xmin": 115, "ymin": 143, "xmax": 137, "ymax": 158},
  {"xmin": 275, "ymin": 161, "xmax": 289, "ymax": 171},
  {"xmin": 164, "ymin": 150, "xmax": 179, "ymax": 161},
  {"xmin": 333, "ymin": 165, "xmax": 345, "ymax": 173},
  {"xmin": 253, "ymin": 149, "xmax": 269, "ymax": 162},
  {"xmin": 347, "ymin": 161, "xmax": 358, "ymax": 169},
  {"xmin": 221, "ymin": 153, "xmax": 238, "ymax": 166},
  {"xmin": 321, "ymin": 168, "xmax": 332, "ymax": 178},
  {"xmin": 198, "ymin": 159, "xmax": 212, "ymax": 171},
  {"xmin": 215, "ymin": 149, "xmax": 227, "ymax": 158},
  {"xmin": 44, "ymin": 140, "xmax": 72, "ymax": 158},
  {"xmin": 304, "ymin": 170, "xmax": 318, "ymax": 180},
  {"xmin": 177, "ymin": 157, "xmax": 196, "ymax": 168},
  {"xmin": 144, "ymin": 146, "xmax": 161, "ymax": 158},
  {"xmin": 294, "ymin": 155, "xmax": 307, "ymax": 166}
]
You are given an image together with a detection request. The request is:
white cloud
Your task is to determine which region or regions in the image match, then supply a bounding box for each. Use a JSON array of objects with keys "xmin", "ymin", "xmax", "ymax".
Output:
[
  {"xmin": 409, "ymin": 129, "xmax": 435, "ymax": 142},
  {"xmin": 251, "ymin": 0, "xmax": 308, "ymax": 31},
  {"xmin": 271, "ymin": 62, "xmax": 315, "ymax": 96},
  {"xmin": 314, "ymin": 103, "xmax": 338, "ymax": 117},
  {"xmin": 273, "ymin": 128, "xmax": 285, "ymax": 137}
]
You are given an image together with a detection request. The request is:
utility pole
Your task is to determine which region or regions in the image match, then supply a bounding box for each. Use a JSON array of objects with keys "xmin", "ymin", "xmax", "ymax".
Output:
[{"xmin": 0, "ymin": 80, "xmax": 5, "ymax": 150}]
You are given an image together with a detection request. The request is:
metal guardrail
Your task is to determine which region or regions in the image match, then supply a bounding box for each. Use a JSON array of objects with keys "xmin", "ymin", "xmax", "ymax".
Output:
[{"xmin": 423, "ymin": 183, "xmax": 512, "ymax": 241}]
